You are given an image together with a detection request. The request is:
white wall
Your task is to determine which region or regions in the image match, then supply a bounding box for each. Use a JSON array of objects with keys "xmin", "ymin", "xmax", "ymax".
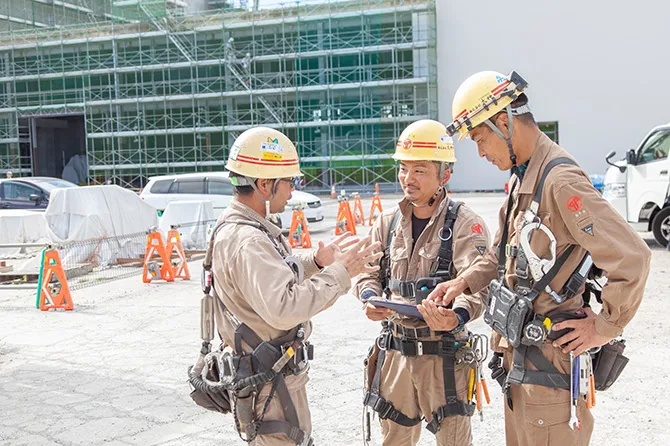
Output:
[{"xmin": 437, "ymin": 0, "xmax": 669, "ymax": 191}]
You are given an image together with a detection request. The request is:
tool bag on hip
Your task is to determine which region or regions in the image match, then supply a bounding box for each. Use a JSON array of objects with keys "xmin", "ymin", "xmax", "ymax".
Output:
[
  {"xmin": 188, "ymin": 359, "xmax": 233, "ymax": 413},
  {"xmin": 592, "ymin": 339, "xmax": 628, "ymax": 391}
]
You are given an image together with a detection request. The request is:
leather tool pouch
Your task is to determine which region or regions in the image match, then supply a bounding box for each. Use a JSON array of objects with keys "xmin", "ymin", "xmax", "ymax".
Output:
[{"xmin": 592, "ymin": 339, "xmax": 629, "ymax": 391}]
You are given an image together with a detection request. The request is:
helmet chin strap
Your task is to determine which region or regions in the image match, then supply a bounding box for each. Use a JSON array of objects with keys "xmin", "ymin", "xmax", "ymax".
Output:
[
  {"xmin": 410, "ymin": 185, "xmax": 444, "ymax": 208},
  {"xmin": 484, "ymin": 105, "xmax": 521, "ymax": 178}
]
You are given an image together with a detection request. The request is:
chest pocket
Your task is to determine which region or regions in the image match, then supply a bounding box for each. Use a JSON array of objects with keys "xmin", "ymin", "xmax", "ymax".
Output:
[
  {"xmin": 389, "ymin": 232, "xmax": 409, "ymax": 281},
  {"xmin": 417, "ymin": 240, "xmax": 442, "ymax": 278}
]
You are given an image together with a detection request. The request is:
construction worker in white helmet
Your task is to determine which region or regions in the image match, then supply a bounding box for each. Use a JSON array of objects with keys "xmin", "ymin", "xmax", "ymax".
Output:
[
  {"xmin": 190, "ymin": 127, "xmax": 382, "ymax": 446},
  {"xmin": 423, "ymin": 71, "xmax": 651, "ymax": 445},
  {"xmin": 354, "ymin": 119, "xmax": 491, "ymax": 446}
]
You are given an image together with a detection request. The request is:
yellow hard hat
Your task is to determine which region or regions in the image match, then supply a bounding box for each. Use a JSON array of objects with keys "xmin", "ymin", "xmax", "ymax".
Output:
[
  {"xmin": 392, "ymin": 120, "xmax": 456, "ymax": 163},
  {"xmin": 447, "ymin": 71, "xmax": 528, "ymax": 140},
  {"xmin": 225, "ymin": 127, "xmax": 302, "ymax": 180}
]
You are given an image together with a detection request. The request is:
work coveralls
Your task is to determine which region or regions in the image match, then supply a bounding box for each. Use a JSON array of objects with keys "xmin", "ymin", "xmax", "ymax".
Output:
[
  {"xmin": 460, "ymin": 133, "xmax": 652, "ymax": 445},
  {"xmin": 355, "ymin": 193, "xmax": 490, "ymax": 446},
  {"xmin": 212, "ymin": 200, "xmax": 352, "ymax": 446}
]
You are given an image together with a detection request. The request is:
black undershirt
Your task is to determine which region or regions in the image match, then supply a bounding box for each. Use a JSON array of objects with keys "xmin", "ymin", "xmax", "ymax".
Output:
[{"xmin": 411, "ymin": 214, "xmax": 431, "ymax": 253}]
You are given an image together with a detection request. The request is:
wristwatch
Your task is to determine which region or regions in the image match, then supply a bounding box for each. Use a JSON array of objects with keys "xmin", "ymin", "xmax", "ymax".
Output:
[{"xmin": 449, "ymin": 309, "xmax": 467, "ymax": 334}]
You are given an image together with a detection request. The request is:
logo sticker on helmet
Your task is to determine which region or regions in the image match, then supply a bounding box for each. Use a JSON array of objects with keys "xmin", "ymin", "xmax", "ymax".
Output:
[
  {"xmin": 402, "ymin": 139, "xmax": 413, "ymax": 150},
  {"xmin": 261, "ymin": 139, "xmax": 284, "ymax": 161},
  {"xmin": 229, "ymin": 144, "xmax": 241, "ymax": 161}
]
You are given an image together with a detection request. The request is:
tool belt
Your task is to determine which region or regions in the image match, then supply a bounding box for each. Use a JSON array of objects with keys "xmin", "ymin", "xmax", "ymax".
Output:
[{"xmin": 363, "ymin": 321, "xmax": 475, "ymax": 437}]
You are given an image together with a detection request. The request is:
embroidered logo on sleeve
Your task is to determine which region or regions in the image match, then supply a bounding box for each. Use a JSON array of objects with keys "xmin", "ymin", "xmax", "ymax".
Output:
[
  {"xmin": 567, "ymin": 196, "xmax": 583, "ymax": 213},
  {"xmin": 475, "ymin": 246, "xmax": 486, "ymax": 255},
  {"xmin": 582, "ymin": 224, "xmax": 594, "ymax": 236},
  {"xmin": 471, "ymin": 223, "xmax": 484, "ymax": 235}
]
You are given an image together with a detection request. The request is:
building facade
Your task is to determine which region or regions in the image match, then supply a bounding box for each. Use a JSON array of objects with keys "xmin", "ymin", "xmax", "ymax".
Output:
[{"xmin": 0, "ymin": 0, "xmax": 436, "ymax": 191}]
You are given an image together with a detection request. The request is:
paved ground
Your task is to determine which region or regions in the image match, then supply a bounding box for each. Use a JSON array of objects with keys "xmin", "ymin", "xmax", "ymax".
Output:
[{"xmin": 1, "ymin": 193, "xmax": 669, "ymax": 445}]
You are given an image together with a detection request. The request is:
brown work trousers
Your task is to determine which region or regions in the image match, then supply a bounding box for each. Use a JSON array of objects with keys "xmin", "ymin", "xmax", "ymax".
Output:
[
  {"xmin": 502, "ymin": 343, "xmax": 594, "ymax": 446},
  {"xmin": 376, "ymin": 349, "xmax": 473, "ymax": 446},
  {"xmin": 240, "ymin": 376, "xmax": 311, "ymax": 446}
]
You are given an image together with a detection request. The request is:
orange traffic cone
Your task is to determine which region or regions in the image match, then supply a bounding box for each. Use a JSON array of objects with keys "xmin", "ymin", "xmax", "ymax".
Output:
[
  {"xmin": 369, "ymin": 184, "xmax": 383, "ymax": 226},
  {"xmin": 143, "ymin": 229, "xmax": 175, "ymax": 283},
  {"xmin": 335, "ymin": 198, "xmax": 357, "ymax": 236},
  {"xmin": 166, "ymin": 227, "xmax": 190, "ymax": 280},
  {"xmin": 331, "ymin": 184, "xmax": 336, "ymax": 199},
  {"xmin": 352, "ymin": 193, "xmax": 365, "ymax": 226},
  {"xmin": 288, "ymin": 209, "xmax": 312, "ymax": 249},
  {"xmin": 36, "ymin": 247, "xmax": 74, "ymax": 311}
]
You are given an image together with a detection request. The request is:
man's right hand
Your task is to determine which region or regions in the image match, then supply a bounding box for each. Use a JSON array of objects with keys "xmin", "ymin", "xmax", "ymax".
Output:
[
  {"xmin": 364, "ymin": 303, "xmax": 394, "ymax": 321},
  {"xmin": 426, "ymin": 277, "xmax": 468, "ymax": 306},
  {"xmin": 334, "ymin": 236, "xmax": 383, "ymax": 278}
]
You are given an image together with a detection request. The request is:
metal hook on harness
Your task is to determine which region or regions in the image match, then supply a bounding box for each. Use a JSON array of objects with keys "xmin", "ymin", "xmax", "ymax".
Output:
[{"xmin": 519, "ymin": 222, "xmax": 564, "ymax": 303}]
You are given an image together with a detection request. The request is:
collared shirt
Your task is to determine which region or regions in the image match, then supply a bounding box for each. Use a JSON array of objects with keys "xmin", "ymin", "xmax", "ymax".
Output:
[
  {"xmin": 211, "ymin": 200, "xmax": 351, "ymax": 350},
  {"xmin": 354, "ymin": 192, "xmax": 491, "ymax": 332}
]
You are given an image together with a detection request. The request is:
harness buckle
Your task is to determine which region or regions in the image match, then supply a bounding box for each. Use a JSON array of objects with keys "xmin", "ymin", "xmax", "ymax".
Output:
[
  {"xmin": 376, "ymin": 332, "xmax": 392, "ymax": 351},
  {"xmin": 373, "ymin": 398, "xmax": 393, "ymax": 419},
  {"xmin": 439, "ymin": 337, "xmax": 456, "ymax": 357},
  {"xmin": 399, "ymin": 281, "xmax": 416, "ymax": 298}
]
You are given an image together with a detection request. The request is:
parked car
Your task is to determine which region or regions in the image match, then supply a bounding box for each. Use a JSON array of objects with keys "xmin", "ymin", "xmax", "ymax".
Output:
[
  {"xmin": 140, "ymin": 172, "xmax": 324, "ymax": 229},
  {"xmin": 603, "ymin": 122, "xmax": 670, "ymax": 245},
  {"xmin": 0, "ymin": 177, "xmax": 78, "ymax": 209}
]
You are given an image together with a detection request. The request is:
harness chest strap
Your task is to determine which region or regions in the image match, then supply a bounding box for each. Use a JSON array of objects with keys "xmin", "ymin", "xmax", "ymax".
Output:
[{"xmin": 386, "ymin": 201, "xmax": 463, "ymax": 303}]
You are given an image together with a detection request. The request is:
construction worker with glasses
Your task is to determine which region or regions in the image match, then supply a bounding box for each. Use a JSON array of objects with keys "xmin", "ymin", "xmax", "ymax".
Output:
[
  {"xmin": 424, "ymin": 71, "xmax": 651, "ymax": 445},
  {"xmin": 187, "ymin": 127, "xmax": 382, "ymax": 446},
  {"xmin": 354, "ymin": 119, "xmax": 492, "ymax": 446}
]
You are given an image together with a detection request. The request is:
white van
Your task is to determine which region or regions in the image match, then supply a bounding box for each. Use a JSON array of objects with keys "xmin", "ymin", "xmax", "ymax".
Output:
[
  {"xmin": 603, "ymin": 122, "xmax": 670, "ymax": 245},
  {"xmin": 139, "ymin": 172, "xmax": 325, "ymax": 230}
]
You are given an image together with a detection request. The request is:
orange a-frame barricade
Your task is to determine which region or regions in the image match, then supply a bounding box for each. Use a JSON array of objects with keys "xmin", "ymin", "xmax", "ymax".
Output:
[
  {"xmin": 352, "ymin": 193, "xmax": 365, "ymax": 226},
  {"xmin": 288, "ymin": 209, "xmax": 312, "ymax": 249},
  {"xmin": 143, "ymin": 230, "xmax": 175, "ymax": 283},
  {"xmin": 36, "ymin": 247, "xmax": 74, "ymax": 311},
  {"xmin": 369, "ymin": 184, "xmax": 384, "ymax": 226},
  {"xmin": 166, "ymin": 227, "xmax": 190, "ymax": 280},
  {"xmin": 335, "ymin": 198, "xmax": 357, "ymax": 236}
]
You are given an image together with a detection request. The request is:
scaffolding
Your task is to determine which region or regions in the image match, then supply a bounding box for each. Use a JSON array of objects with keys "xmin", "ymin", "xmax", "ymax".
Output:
[{"xmin": 0, "ymin": 0, "xmax": 437, "ymax": 191}]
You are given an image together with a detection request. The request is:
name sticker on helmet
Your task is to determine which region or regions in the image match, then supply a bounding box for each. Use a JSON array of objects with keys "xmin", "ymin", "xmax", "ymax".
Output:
[
  {"xmin": 229, "ymin": 144, "xmax": 241, "ymax": 161},
  {"xmin": 261, "ymin": 138, "xmax": 284, "ymax": 161}
]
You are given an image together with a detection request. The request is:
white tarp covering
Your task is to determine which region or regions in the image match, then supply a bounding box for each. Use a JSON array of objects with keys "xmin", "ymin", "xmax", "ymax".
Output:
[
  {"xmin": 0, "ymin": 210, "xmax": 51, "ymax": 258},
  {"xmin": 43, "ymin": 185, "xmax": 159, "ymax": 268},
  {"xmin": 46, "ymin": 185, "xmax": 158, "ymax": 241},
  {"xmin": 158, "ymin": 200, "xmax": 215, "ymax": 250}
]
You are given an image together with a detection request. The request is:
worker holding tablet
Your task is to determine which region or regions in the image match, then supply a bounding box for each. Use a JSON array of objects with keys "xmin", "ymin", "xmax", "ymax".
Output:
[{"xmin": 354, "ymin": 119, "xmax": 491, "ymax": 446}]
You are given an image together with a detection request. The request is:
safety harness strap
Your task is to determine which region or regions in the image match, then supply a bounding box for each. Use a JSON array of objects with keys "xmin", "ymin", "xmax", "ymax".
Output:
[
  {"xmin": 496, "ymin": 180, "xmax": 518, "ymax": 280},
  {"xmin": 363, "ymin": 348, "xmax": 422, "ymax": 427},
  {"xmin": 381, "ymin": 211, "xmax": 402, "ymax": 296},
  {"xmin": 506, "ymin": 345, "xmax": 570, "ymax": 390},
  {"xmin": 253, "ymin": 420, "xmax": 313, "ymax": 446},
  {"xmin": 433, "ymin": 200, "xmax": 462, "ymax": 278},
  {"xmin": 426, "ymin": 334, "xmax": 475, "ymax": 434}
]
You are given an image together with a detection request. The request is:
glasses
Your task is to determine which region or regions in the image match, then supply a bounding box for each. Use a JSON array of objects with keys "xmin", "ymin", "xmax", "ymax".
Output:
[{"xmin": 277, "ymin": 176, "xmax": 302, "ymax": 190}]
